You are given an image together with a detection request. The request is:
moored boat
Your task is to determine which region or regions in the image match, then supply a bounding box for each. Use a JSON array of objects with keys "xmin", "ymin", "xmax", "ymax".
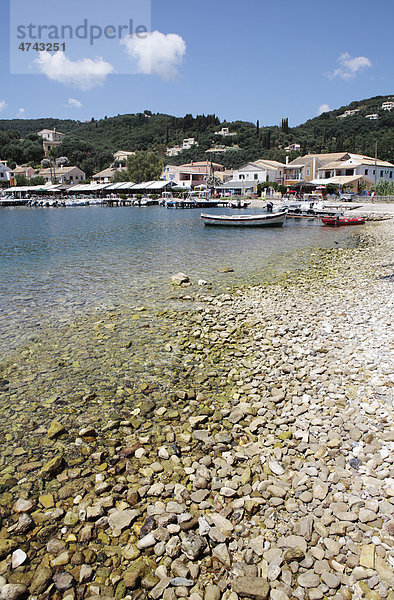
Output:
[
  {"xmin": 201, "ymin": 211, "xmax": 287, "ymax": 227},
  {"xmin": 321, "ymin": 216, "xmax": 365, "ymax": 226}
]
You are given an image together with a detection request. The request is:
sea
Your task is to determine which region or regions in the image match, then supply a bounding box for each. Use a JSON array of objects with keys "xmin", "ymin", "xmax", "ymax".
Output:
[{"xmin": 0, "ymin": 205, "xmax": 358, "ymax": 356}]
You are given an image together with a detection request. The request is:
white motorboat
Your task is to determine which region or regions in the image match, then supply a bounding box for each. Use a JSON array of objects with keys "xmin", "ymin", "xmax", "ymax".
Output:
[{"xmin": 201, "ymin": 211, "xmax": 287, "ymax": 227}]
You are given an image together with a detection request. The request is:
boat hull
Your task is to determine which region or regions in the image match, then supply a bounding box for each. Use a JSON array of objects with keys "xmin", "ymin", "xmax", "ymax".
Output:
[
  {"xmin": 321, "ymin": 216, "xmax": 365, "ymax": 227},
  {"xmin": 201, "ymin": 211, "xmax": 287, "ymax": 227}
]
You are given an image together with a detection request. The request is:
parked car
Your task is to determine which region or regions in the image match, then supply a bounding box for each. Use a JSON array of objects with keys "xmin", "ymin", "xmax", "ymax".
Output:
[{"xmin": 340, "ymin": 193, "xmax": 354, "ymax": 202}]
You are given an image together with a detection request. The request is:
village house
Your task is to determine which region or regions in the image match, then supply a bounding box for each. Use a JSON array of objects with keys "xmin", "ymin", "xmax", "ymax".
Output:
[
  {"xmin": 37, "ymin": 128, "xmax": 66, "ymax": 155},
  {"xmin": 92, "ymin": 167, "xmax": 117, "ymax": 184},
  {"xmin": 0, "ymin": 160, "xmax": 12, "ymax": 185},
  {"xmin": 215, "ymin": 127, "xmax": 236, "ymax": 137},
  {"xmin": 382, "ymin": 101, "xmax": 394, "ymax": 111},
  {"xmin": 166, "ymin": 138, "xmax": 198, "ymax": 157},
  {"xmin": 232, "ymin": 159, "xmax": 285, "ymax": 184},
  {"xmin": 162, "ymin": 160, "xmax": 224, "ymax": 188},
  {"xmin": 113, "ymin": 150, "xmax": 135, "ymax": 163},
  {"xmin": 365, "ymin": 114, "xmax": 379, "ymax": 120},
  {"xmin": 284, "ymin": 143, "xmax": 301, "ymax": 152},
  {"xmin": 284, "ymin": 152, "xmax": 352, "ymax": 185},
  {"xmin": 38, "ymin": 165, "xmax": 85, "ymax": 185},
  {"xmin": 213, "ymin": 169, "xmax": 234, "ymax": 183},
  {"xmin": 12, "ymin": 165, "xmax": 36, "ymax": 178},
  {"xmin": 216, "ymin": 160, "xmax": 285, "ymax": 195},
  {"xmin": 338, "ymin": 108, "xmax": 361, "ymax": 118},
  {"xmin": 313, "ymin": 153, "xmax": 394, "ymax": 186},
  {"xmin": 206, "ymin": 144, "xmax": 241, "ymax": 153}
]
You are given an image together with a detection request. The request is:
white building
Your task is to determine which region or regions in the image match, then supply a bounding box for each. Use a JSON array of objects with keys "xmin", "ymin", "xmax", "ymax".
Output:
[
  {"xmin": 182, "ymin": 137, "xmax": 198, "ymax": 149},
  {"xmin": 38, "ymin": 165, "xmax": 85, "ymax": 185},
  {"xmin": 0, "ymin": 161, "xmax": 12, "ymax": 184},
  {"xmin": 365, "ymin": 114, "xmax": 379, "ymax": 120},
  {"xmin": 215, "ymin": 127, "xmax": 237, "ymax": 137},
  {"xmin": 338, "ymin": 108, "xmax": 361, "ymax": 118},
  {"xmin": 113, "ymin": 150, "xmax": 135, "ymax": 162},
  {"xmin": 37, "ymin": 128, "xmax": 66, "ymax": 155},
  {"xmin": 285, "ymin": 143, "xmax": 301, "ymax": 152},
  {"xmin": 314, "ymin": 153, "xmax": 394, "ymax": 183},
  {"xmin": 232, "ymin": 159, "xmax": 285, "ymax": 185},
  {"xmin": 166, "ymin": 138, "xmax": 198, "ymax": 157},
  {"xmin": 382, "ymin": 101, "xmax": 394, "ymax": 111}
]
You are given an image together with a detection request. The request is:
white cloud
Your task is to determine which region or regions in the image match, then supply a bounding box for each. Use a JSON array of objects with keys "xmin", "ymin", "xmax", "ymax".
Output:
[
  {"xmin": 17, "ymin": 108, "xmax": 25, "ymax": 118},
  {"xmin": 318, "ymin": 104, "xmax": 330, "ymax": 115},
  {"xmin": 329, "ymin": 52, "xmax": 372, "ymax": 80},
  {"xmin": 68, "ymin": 98, "xmax": 83, "ymax": 108},
  {"xmin": 121, "ymin": 31, "xmax": 186, "ymax": 80},
  {"xmin": 0, "ymin": 100, "xmax": 6, "ymax": 113},
  {"xmin": 35, "ymin": 51, "xmax": 114, "ymax": 90}
]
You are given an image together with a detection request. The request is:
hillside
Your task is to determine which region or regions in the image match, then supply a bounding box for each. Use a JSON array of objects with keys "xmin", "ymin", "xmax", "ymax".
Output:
[{"xmin": 0, "ymin": 95, "xmax": 392, "ymax": 177}]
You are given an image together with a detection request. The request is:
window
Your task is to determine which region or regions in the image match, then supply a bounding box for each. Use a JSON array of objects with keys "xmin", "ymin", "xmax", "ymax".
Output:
[
  {"xmin": 239, "ymin": 174, "xmax": 245, "ymax": 180},
  {"xmin": 365, "ymin": 169, "xmax": 368, "ymax": 175},
  {"xmin": 306, "ymin": 168, "xmax": 310, "ymax": 176},
  {"xmin": 373, "ymin": 170, "xmax": 375, "ymax": 175},
  {"xmin": 345, "ymin": 169, "xmax": 354, "ymax": 176},
  {"xmin": 390, "ymin": 172, "xmax": 393, "ymax": 179},
  {"xmin": 254, "ymin": 174, "xmax": 258, "ymax": 180},
  {"xmin": 380, "ymin": 171, "xmax": 383, "ymax": 177}
]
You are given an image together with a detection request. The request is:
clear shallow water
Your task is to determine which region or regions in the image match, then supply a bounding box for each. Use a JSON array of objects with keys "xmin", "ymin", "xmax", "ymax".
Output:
[{"xmin": 0, "ymin": 205, "xmax": 356, "ymax": 353}]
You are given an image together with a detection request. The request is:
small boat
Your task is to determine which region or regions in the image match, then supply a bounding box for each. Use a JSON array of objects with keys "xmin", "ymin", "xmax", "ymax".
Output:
[
  {"xmin": 201, "ymin": 211, "xmax": 287, "ymax": 227},
  {"xmin": 230, "ymin": 200, "xmax": 251, "ymax": 208},
  {"xmin": 321, "ymin": 216, "xmax": 365, "ymax": 227}
]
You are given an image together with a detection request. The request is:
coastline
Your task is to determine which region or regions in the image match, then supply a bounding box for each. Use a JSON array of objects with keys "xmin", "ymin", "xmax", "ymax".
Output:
[{"xmin": 0, "ymin": 221, "xmax": 393, "ymax": 599}]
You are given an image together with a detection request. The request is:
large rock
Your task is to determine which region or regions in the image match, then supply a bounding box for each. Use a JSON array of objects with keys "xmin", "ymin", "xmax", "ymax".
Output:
[
  {"xmin": 171, "ymin": 273, "xmax": 190, "ymax": 286},
  {"xmin": 232, "ymin": 577, "xmax": 270, "ymax": 600}
]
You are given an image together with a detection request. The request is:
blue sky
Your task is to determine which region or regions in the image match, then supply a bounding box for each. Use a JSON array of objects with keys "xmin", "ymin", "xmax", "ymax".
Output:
[{"xmin": 0, "ymin": 0, "xmax": 393, "ymax": 126}]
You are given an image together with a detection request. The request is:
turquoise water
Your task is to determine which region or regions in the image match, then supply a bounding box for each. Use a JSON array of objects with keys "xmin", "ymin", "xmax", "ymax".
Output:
[{"xmin": 0, "ymin": 205, "xmax": 355, "ymax": 353}]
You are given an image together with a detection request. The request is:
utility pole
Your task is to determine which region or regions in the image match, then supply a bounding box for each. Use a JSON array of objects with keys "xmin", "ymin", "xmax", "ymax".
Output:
[{"xmin": 374, "ymin": 141, "xmax": 378, "ymax": 185}]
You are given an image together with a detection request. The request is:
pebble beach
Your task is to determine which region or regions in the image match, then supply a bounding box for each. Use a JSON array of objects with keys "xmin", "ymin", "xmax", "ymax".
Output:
[{"xmin": 0, "ymin": 212, "xmax": 393, "ymax": 600}]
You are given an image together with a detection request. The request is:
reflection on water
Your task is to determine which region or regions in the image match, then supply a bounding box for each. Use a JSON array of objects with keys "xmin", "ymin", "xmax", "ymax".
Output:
[{"xmin": 0, "ymin": 206, "xmax": 354, "ymax": 353}]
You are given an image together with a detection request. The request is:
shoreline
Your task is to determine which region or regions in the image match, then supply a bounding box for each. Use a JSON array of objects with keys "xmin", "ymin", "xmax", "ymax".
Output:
[{"xmin": 0, "ymin": 222, "xmax": 393, "ymax": 599}]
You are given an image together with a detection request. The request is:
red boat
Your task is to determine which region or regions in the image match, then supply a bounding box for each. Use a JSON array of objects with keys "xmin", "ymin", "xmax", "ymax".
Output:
[{"xmin": 321, "ymin": 216, "xmax": 365, "ymax": 227}]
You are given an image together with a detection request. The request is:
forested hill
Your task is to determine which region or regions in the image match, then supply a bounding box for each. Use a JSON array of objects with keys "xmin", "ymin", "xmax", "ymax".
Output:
[{"xmin": 0, "ymin": 95, "xmax": 392, "ymax": 177}]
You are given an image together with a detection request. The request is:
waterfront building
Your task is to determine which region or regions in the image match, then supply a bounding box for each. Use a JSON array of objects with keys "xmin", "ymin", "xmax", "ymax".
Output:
[
  {"xmin": 232, "ymin": 159, "xmax": 285, "ymax": 185},
  {"xmin": 92, "ymin": 167, "xmax": 117, "ymax": 184},
  {"xmin": 315, "ymin": 153, "xmax": 393, "ymax": 182},
  {"xmin": 0, "ymin": 160, "xmax": 13, "ymax": 184},
  {"xmin": 13, "ymin": 165, "xmax": 36, "ymax": 178},
  {"xmin": 162, "ymin": 160, "xmax": 224, "ymax": 188},
  {"xmin": 38, "ymin": 165, "xmax": 85, "ymax": 184},
  {"xmin": 37, "ymin": 128, "xmax": 66, "ymax": 155}
]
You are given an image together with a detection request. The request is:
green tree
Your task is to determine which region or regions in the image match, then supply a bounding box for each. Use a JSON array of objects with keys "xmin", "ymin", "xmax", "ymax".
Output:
[
  {"xmin": 373, "ymin": 178, "xmax": 394, "ymax": 196},
  {"xmin": 126, "ymin": 151, "xmax": 162, "ymax": 183}
]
